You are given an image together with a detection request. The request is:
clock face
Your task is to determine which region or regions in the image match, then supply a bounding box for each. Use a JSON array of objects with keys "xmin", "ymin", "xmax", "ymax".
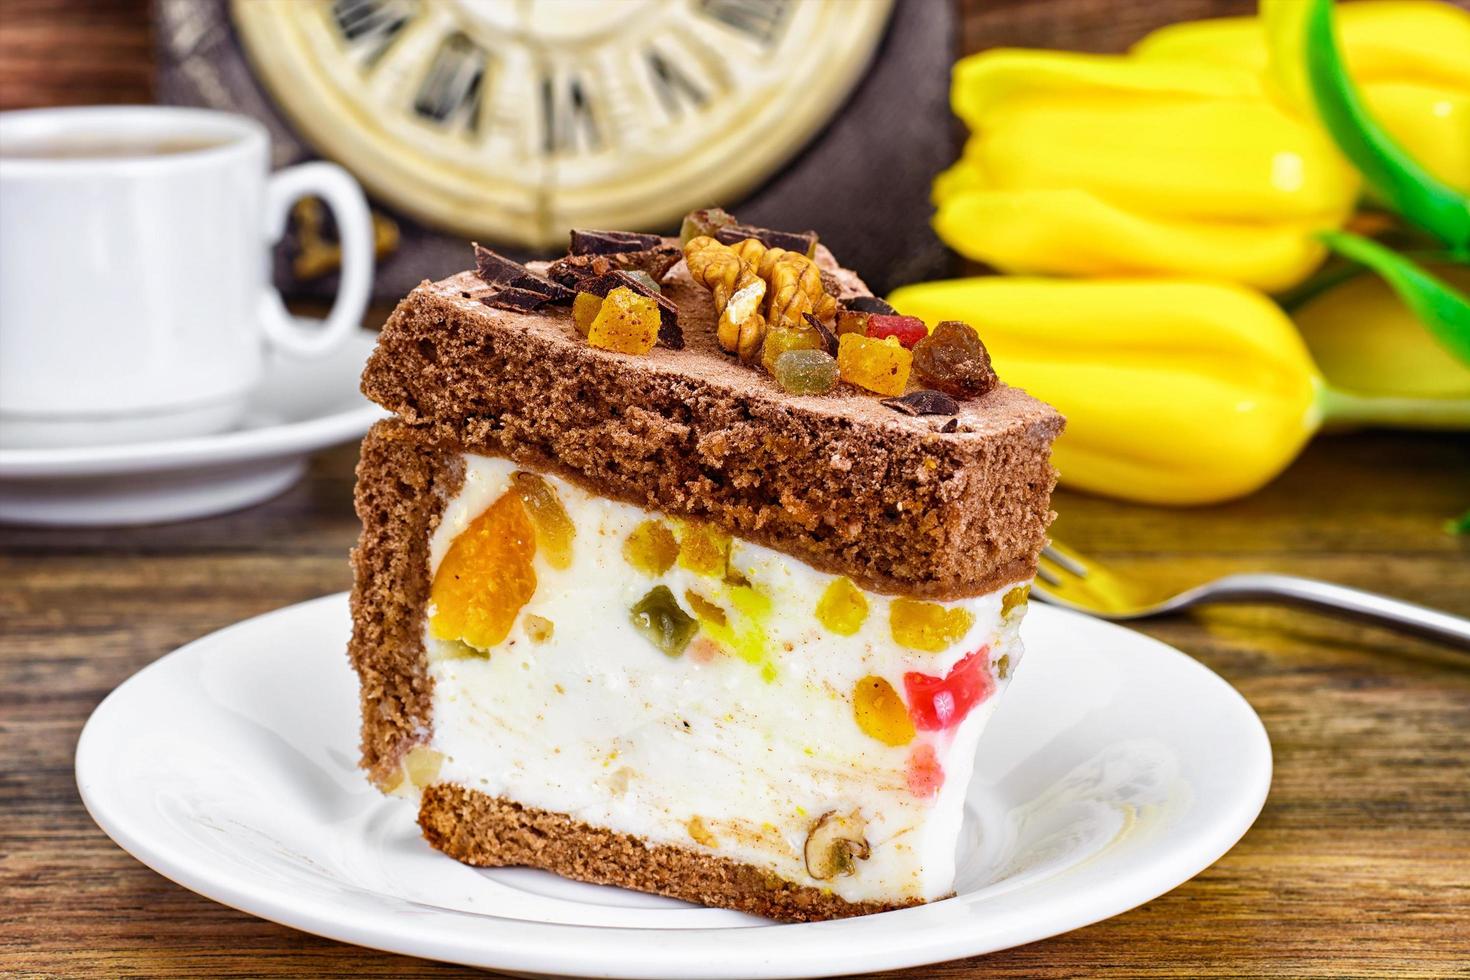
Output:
[{"xmin": 232, "ymin": 0, "xmax": 893, "ymax": 248}]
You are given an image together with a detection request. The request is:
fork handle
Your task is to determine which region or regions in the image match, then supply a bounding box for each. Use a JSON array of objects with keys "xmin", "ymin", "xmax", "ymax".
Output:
[{"xmin": 1204, "ymin": 573, "xmax": 1470, "ymax": 649}]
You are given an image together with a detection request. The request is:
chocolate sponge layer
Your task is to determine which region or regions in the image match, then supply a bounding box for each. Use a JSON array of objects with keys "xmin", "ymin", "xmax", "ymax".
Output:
[{"xmin": 360, "ymin": 257, "xmax": 1061, "ymax": 600}]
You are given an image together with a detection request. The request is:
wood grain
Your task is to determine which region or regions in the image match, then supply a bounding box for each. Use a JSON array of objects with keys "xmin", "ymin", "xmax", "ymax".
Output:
[{"xmin": 4, "ymin": 1, "xmax": 1470, "ymax": 978}]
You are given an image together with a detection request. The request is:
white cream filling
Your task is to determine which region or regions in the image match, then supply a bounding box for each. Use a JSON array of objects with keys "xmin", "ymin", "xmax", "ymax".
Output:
[{"xmin": 422, "ymin": 453, "xmax": 1030, "ymax": 904}]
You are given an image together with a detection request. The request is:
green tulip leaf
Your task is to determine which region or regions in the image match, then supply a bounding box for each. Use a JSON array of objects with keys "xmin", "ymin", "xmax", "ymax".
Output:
[
  {"xmin": 1319, "ymin": 231, "xmax": 1470, "ymax": 368},
  {"xmin": 1304, "ymin": 0, "xmax": 1470, "ymax": 253}
]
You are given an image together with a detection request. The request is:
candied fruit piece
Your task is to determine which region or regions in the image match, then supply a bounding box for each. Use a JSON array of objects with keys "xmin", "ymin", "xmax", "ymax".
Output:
[
  {"xmin": 889, "ymin": 598, "xmax": 975, "ymax": 652},
  {"xmin": 511, "ymin": 471, "xmax": 574, "ymax": 570},
  {"xmin": 774, "ymin": 349, "xmax": 839, "ymax": 395},
  {"xmin": 1001, "ymin": 585, "xmax": 1030, "ymax": 617},
  {"xmin": 572, "ymin": 291, "xmax": 603, "ymax": 336},
  {"xmin": 865, "ymin": 314, "xmax": 927, "ymax": 349},
  {"xmin": 684, "ymin": 589, "xmax": 727, "ymax": 626},
  {"xmin": 911, "ymin": 320, "xmax": 998, "ymax": 399},
  {"xmin": 852, "ymin": 675, "xmax": 915, "ymax": 746},
  {"xmin": 678, "ymin": 521, "xmax": 730, "ymax": 577},
  {"xmin": 430, "ymin": 491, "xmax": 536, "ymax": 651},
  {"xmin": 815, "ymin": 577, "xmax": 868, "ymax": 635},
  {"xmin": 687, "ymin": 815, "xmax": 718, "ymax": 847},
  {"xmin": 524, "ymin": 614, "xmax": 555, "ymax": 643},
  {"xmin": 837, "ymin": 333, "xmax": 911, "ymax": 397},
  {"xmin": 904, "ymin": 649, "xmax": 994, "ymax": 730},
  {"xmin": 996, "ymin": 653, "xmax": 1011, "ymax": 679},
  {"xmin": 906, "ymin": 744, "xmax": 945, "ymax": 799},
  {"xmin": 760, "ymin": 325, "xmax": 823, "ymax": 374},
  {"xmin": 835, "ymin": 309, "xmax": 870, "ymax": 336},
  {"xmin": 623, "ymin": 520, "xmax": 678, "ymax": 576},
  {"xmin": 405, "ymin": 745, "xmax": 444, "ymax": 789},
  {"xmin": 630, "ymin": 585, "xmax": 698, "ymax": 657},
  {"xmin": 624, "ymin": 269, "xmax": 662, "ymax": 294},
  {"xmin": 680, "ymin": 207, "xmax": 736, "ymax": 245},
  {"xmin": 587, "ymin": 286, "xmax": 660, "ymax": 354}
]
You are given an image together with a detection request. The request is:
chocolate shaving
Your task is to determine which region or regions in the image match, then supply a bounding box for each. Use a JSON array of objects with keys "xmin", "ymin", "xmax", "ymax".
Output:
[
  {"xmin": 844, "ymin": 295, "xmax": 897, "ymax": 316},
  {"xmin": 482, "ymin": 287, "xmax": 553, "ymax": 312},
  {"xmin": 940, "ymin": 418, "xmax": 960, "ymax": 433},
  {"xmin": 577, "ymin": 270, "xmax": 683, "ymax": 349},
  {"xmin": 802, "ymin": 312, "xmax": 839, "ymax": 356},
  {"xmin": 714, "ymin": 223, "xmax": 818, "ymax": 256},
  {"xmin": 570, "ymin": 229, "xmax": 664, "ymax": 256},
  {"xmin": 547, "ymin": 245, "xmax": 681, "ymax": 288},
  {"xmin": 880, "ymin": 389, "xmax": 960, "ymax": 417},
  {"xmin": 472, "ymin": 242, "xmax": 575, "ymax": 305}
]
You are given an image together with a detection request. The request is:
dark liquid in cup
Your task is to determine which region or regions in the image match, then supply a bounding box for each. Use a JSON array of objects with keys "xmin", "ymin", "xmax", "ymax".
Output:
[{"xmin": 0, "ymin": 136, "xmax": 230, "ymax": 160}]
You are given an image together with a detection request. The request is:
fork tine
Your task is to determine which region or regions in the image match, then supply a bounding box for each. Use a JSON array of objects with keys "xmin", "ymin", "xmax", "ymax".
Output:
[
  {"xmin": 1035, "ymin": 563, "xmax": 1061, "ymax": 587},
  {"xmin": 1042, "ymin": 541, "xmax": 1089, "ymax": 578}
]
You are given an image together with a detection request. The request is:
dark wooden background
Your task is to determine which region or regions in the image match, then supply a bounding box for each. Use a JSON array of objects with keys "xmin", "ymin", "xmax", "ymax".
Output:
[{"xmin": 3, "ymin": 2, "xmax": 1468, "ymax": 978}]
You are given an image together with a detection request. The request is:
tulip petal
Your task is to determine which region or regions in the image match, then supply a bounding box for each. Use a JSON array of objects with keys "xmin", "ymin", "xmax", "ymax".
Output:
[{"xmin": 933, "ymin": 187, "xmax": 1333, "ymax": 291}]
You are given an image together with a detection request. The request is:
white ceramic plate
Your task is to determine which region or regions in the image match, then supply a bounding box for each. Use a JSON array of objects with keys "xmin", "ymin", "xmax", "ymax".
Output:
[
  {"xmin": 0, "ymin": 330, "xmax": 386, "ymax": 526},
  {"xmin": 76, "ymin": 595, "xmax": 1270, "ymax": 979}
]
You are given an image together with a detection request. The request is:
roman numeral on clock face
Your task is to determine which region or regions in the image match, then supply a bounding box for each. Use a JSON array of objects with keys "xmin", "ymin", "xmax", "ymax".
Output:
[
  {"xmin": 331, "ymin": 0, "xmax": 417, "ymax": 66},
  {"xmin": 645, "ymin": 47, "xmax": 708, "ymax": 119},
  {"xmin": 413, "ymin": 32, "xmax": 485, "ymax": 132},
  {"xmin": 696, "ymin": 0, "xmax": 792, "ymax": 46},
  {"xmin": 541, "ymin": 72, "xmax": 601, "ymax": 156}
]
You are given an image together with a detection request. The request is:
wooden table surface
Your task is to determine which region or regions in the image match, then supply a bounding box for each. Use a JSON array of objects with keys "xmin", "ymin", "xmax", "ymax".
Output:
[
  {"xmin": 5, "ymin": 423, "xmax": 1468, "ymax": 978},
  {"xmin": 4, "ymin": 0, "xmax": 1470, "ymax": 976}
]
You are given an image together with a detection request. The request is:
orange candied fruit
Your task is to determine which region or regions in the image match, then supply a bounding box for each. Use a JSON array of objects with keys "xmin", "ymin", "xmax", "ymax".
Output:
[
  {"xmin": 837, "ymin": 333, "xmax": 911, "ymax": 396},
  {"xmin": 815, "ymin": 577, "xmax": 868, "ymax": 636},
  {"xmin": 587, "ymin": 286, "xmax": 659, "ymax": 354},
  {"xmin": 1001, "ymin": 585, "xmax": 1030, "ymax": 617},
  {"xmin": 678, "ymin": 521, "xmax": 731, "ymax": 577},
  {"xmin": 889, "ymin": 598, "xmax": 975, "ymax": 653},
  {"xmin": 622, "ymin": 520, "xmax": 679, "ymax": 576},
  {"xmin": 572, "ymin": 292, "xmax": 603, "ymax": 336},
  {"xmin": 684, "ymin": 589, "xmax": 728, "ymax": 626},
  {"xmin": 511, "ymin": 471, "xmax": 574, "ymax": 570},
  {"xmin": 429, "ymin": 491, "xmax": 537, "ymax": 651},
  {"xmin": 852, "ymin": 675, "xmax": 915, "ymax": 746}
]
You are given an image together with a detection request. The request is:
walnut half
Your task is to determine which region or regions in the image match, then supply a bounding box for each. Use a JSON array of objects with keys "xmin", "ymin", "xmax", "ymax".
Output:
[{"xmin": 803, "ymin": 810, "xmax": 870, "ymax": 880}]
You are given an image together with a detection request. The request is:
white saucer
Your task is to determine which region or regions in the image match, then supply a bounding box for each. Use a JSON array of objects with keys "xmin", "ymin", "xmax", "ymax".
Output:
[
  {"xmin": 76, "ymin": 594, "xmax": 1270, "ymax": 978},
  {"xmin": 0, "ymin": 330, "xmax": 386, "ymax": 527}
]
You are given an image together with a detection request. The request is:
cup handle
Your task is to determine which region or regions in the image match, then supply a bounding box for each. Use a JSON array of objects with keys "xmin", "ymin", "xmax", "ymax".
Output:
[{"xmin": 258, "ymin": 162, "xmax": 374, "ymax": 357}]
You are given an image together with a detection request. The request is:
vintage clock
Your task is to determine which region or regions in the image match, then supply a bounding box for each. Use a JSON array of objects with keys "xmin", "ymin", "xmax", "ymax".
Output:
[{"xmin": 229, "ymin": 0, "xmax": 892, "ymax": 249}]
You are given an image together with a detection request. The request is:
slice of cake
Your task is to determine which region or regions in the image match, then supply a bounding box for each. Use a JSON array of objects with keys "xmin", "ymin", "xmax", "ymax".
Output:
[{"xmin": 349, "ymin": 216, "xmax": 1062, "ymax": 921}]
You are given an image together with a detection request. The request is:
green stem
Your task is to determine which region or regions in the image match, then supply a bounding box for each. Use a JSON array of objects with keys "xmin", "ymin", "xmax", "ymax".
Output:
[
  {"xmin": 1319, "ymin": 386, "xmax": 1470, "ymax": 430},
  {"xmin": 1304, "ymin": 0, "xmax": 1470, "ymax": 252}
]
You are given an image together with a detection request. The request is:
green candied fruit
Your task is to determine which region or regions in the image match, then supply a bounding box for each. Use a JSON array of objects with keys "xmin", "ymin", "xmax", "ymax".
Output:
[
  {"xmin": 624, "ymin": 269, "xmax": 663, "ymax": 294},
  {"xmin": 630, "ymin": 585, "xmax": 698, "ymax": 657},
  {"xmin": 679, "ymin": 207, "xmax": 736, "ymax": 246},
  {"xmin": 1001, "ymin": 585, "xmax": 1030, "ymax": 617},
  {"xmin": 773, "ymin": 349, "xmax": 839, "ymax": 396}
]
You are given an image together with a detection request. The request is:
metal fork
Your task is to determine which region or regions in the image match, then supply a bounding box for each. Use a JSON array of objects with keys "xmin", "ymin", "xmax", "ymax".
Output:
[{"xmin": 1034, "ymin": 539, "xmax": 1470, "ymax": 649}]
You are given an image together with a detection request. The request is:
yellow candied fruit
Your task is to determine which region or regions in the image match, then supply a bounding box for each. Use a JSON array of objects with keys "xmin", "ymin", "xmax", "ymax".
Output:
[
  {"xmin": 688, "ymin": 815, "xmax": 718, "ymax": 847},
  {"xmin": 684, "ymin": 589, "xmax": 728, "ymax": 626},
  {"xmin": 622, "ymin": 520, "xmax": 678, "ymax": 576},
  {"xmin": 572, "ymin": 291, "xmax": 603, "ymax": 336},
  {"xmin": 430, "ymin": 491, "xmax": 537, "ymax": 650},
  {"xmin": 405, "ymin": 745, "xmax": 444, "ymax": 789},
  {"xmin": 837, "ymin": 333, "xmax": 912, "ymax": 396},
  {"xmin": 678, "ymin": 521, "xmax": 731, "ymax": 577},
  {"xmin": 511, "ymin": 471, "xmax": 574, "ymax": 570},
  {"xmin": 852, "ymin": 676, "xmax": 915, "ymax": 746},
  {"xmin": 889, "ymin": 598, "xmax": 975, "ymax": 653},
  {"xmin": 524, "ymin": 614, "xmax": 555, "ymax": 643},
  {"xmin": 759, "ymin": 325, "xmax": 824, "ymax": 375},
  {"xmin": 816, "ymin": 577, "xmax": 868, "ymax": 636},
  {"xmin": 587, "ymin": 286, "xmax": 659, "ymax": 354},
  {"xmin": 1002, "ymin": 585, "xmax": 1030, "ymax": 617}
]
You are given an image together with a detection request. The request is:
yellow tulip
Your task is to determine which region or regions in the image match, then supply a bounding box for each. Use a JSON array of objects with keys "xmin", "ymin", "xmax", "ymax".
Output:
[
  {"xmin": 1136, "ymin": 0, "xmax": 1470, "ymax": 191},
  {"xmin": 889, "ymin": 277, "xmax": 1323, "ymax": 505},
  {"xmin": 938, "ymin": 50, "xmax": 1358, "ymax": 291}
]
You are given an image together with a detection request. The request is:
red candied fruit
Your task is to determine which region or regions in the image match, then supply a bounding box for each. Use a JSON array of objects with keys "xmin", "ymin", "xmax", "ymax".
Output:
[
  {"xmin": 906, "ymin": 744, "xmax": 945, "ymax": 799},
  {"xmin": 903, "ymin": 648, "xmax": 994, "ymax": 731},
  {"xmin": 865, "ymin": 314, "xmax": 928, "ymax": 349}
]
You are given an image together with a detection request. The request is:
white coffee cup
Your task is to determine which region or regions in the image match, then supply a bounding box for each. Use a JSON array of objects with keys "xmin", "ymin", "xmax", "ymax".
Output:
[{"xmin": 0, "ymin": 106, "xmax": 374, "ymax": 449}]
